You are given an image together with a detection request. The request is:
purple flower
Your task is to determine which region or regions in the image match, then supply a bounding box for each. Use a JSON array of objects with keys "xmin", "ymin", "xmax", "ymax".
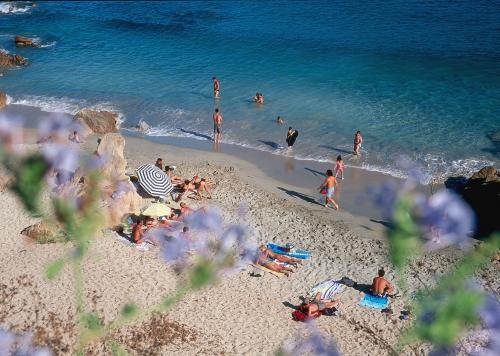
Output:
[
  {"xmin": 414, "ymin": 190, "xmax": 475, "ymax": 249},
  {"xmin": 184, "ymin": 209, "xmax": 223, "ymax": 234},
  {"xmin": 479, "ymin": 295, "xmax": 500, "ymax": 331},
  {"xmin": 0, "ymin": 328, "xmax": 51, "ymax": 356},
  {"xmin": 111, "ymin": 181, "xmax": 134, "ymax": 201},
  {"xmin": 42, "ymin": 143, "xmax": 80, "ymax": 174},
  {"xmin": 0, "ymin": 113, "xmax": 24, "ymax": 153},
  {"xmin": 38, "ymin": 114, "xmax": 75, "ymax": 143},
  {"xmin": 281, "ymin": 323, "xmax": 340, "ymax": 356},
  {"xmin": 160, "ymin": 235, "xmax": 190, "ymax": 264},
  {"xmin": 368, "ymin": 181, "xmax": 400, "ymax": 220}
]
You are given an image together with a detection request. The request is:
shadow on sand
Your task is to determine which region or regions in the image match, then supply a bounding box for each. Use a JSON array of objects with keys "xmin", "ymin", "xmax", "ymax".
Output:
[
  {"xmin": 180, "ymin": 128, "xmax": 213, "ymax": 141},
  {"xmin": 257, "ymin": 140, "xmax": 281, "ymax": 149},
  {"xmin": 318, "ymin": 145, "xmax": 353, "ymax": 155},
  {"xmin": 277, "ymin": 187, "xmax": 322, "ymax": 206},
  {"xmin": 304, "ymin": 167, "xmax": 325, "ymax": 177}
]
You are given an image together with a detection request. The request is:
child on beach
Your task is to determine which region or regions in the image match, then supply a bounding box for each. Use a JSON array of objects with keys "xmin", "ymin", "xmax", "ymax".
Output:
[
  {"xmin": 335, "ymin": 155, "xmax": 345, "ymax": 180},
  {"xmin": 319, "ymin": 169, "xmax": 339, "ymax": 210}
]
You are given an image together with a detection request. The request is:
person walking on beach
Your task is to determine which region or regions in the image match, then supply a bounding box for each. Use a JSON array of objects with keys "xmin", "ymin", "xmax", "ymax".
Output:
[
  {"xmin": 335, "ymin": 155, "xmax": 345, "ymax": 180},
  {"xmin": 213, "ymin": 108, "xmax": 223, "ymax": 143},
  {"xmin": 319, "ymin": 169, "xmax": 339, "ymax": 210},
  {"xmin": 354, "ymin": 131, "xmax": 363, "ymax": 156},
  {"xmin": 212, "ymin": 77, "xmax": 220, "ymax": 98}
]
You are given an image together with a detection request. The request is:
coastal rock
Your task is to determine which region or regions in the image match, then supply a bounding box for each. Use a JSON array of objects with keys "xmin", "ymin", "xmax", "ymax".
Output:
[
  {"xmin": 0, "ymin": 92, "xmax": 9, "ymax": 109},
  {"xmin": 136, "ymin": 119, "xmax": 150, "ymax": 132},
  {"xmin": 73, "ymin": 109, "xmax": 119, "ymax": 136},
  {"xmin": 460, "ymin": 166, "xmax": 500, "ymax": 237},
  {"xmin": 96, "ymin": 133, "xmax": 127, "ymax": 180},
  {"xmin": 15, "ymin": 36, "xmax": 38, "ymax": 47},
  {"xmin": 21, "ymin": 221, "xmax": 66, "ymax": 244},
  {"xmin": 0, "ymin": 52, "xmax": 27, "ymax": 67},
  {"xmin": 106, "ymin": 181, "xmax": 143, "ymax": 227}
]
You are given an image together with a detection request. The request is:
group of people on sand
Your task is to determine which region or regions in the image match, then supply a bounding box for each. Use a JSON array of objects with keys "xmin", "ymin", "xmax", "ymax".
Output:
[
  {"xmin": 154, "ymin": 157, "xmax": 213, "ymax": 201},
  {"xmin": 298, "ymin": 268, "xmax": 395, "ymax": 318}
]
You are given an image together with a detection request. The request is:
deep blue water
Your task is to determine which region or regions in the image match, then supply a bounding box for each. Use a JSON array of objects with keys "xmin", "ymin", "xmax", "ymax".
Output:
[{"xmin": 1, "ymin": 0, "xmax": 499, "ymax": 179}]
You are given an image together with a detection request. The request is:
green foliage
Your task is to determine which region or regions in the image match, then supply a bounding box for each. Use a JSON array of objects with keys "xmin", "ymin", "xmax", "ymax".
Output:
[
  {"xmin": 45, "ymin": 259, "xmax": 65, "ymax": 279},
  {"xmin": 189, "ymin": 260, "xmax": 216, "ymax": 290},
  {"xmin": 81, "ymin": 312, "xmax": 102, "ymax": 331},
  {"xmin": 121, "ymin": 304, "xmax": 138, "ymax": 319},
  {"xmin": 389, "ymin": 194, "xmax": 420, "ymax": 270},
  {"xmin": 108, "ymin": 341, "xmax": 128, "ymax": 356},
  {"xmin": 10, "ymin": 154, "xmax": 49, "ymax": 215}
]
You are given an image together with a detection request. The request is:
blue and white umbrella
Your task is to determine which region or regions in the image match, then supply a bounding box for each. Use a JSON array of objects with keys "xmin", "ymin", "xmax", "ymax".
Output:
[{"xmin": 136, "ymin": 164, "xmax": 173, "ymax": 198}]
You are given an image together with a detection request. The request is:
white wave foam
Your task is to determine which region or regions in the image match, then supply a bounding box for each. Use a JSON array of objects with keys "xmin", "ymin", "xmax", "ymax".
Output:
[
  {"xmin": 0, "ymin": 48, "xmax": 9, "ymax": 54},
  {"xmin": 38, "ymin": 41, "xmax": 56, "ymax": 48},
  {"xmin": 0, "ymin": 2, "xmax": 32, "ymax": 14},
  {"xmin": 12, "ymin": 95, "xmax": 87, "ymax": 114}
]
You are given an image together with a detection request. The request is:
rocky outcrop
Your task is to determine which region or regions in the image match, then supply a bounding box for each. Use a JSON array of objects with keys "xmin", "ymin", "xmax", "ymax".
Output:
[
  {"xmin": 106, "ymin": 181, "xmax": 143, "ymax": 227},
  {"xmin": 15, "ymin": 36, "xmax": 38, "ymax": 47},
  {"xmin": 136, "ymin": 119, "xmax": 150, "ymax": 132},
  {"xmin": 0, "ymin": 52, "xmax": 27, "ymax": 67},
  {"xmin": 0, "ymin": 92, "xmax": 9, "ymax": 109},
  {"xmin": 73, "ymin": 109, "xmax": 119, "ymax": 136},
  {"xmin": 96, "ymin": 133, "xmax": 127, "ymax": 180},
  {"xmin": 460, "ymin": 166, "xmax": 500, "ymax": 237},
  {"xmin": 21, "ymin": 221, "xmax": 67, "ymax": 244}
]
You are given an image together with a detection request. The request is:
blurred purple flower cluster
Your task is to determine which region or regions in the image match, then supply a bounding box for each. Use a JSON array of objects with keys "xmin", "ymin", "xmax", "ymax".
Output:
[
  {"xmin": 474, "ymin": 295, "xmax": 500, "ymax": 355},
  {"xmin": 281, "ymin": 323, "xmax": 340, "ymax": 356},
  {"xmin": 369, "ymin": 156, "xmax": 475, "ymax": 249},
  {"xmin": 0, "ymin": 328, "xmax": 51, "ymax": 356},
  {"xmin": 149, "ymin": 208, "xmax": 256, "ymax": 273}
]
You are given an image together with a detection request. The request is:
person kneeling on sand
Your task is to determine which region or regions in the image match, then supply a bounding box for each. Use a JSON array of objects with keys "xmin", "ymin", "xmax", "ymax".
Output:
[
  {"xmin": 255, "ymin": 245, "xmax": 302, "ymax": 276},
  {"xmin": 196, "ymin": 178, "xmax": 212, "ymax": 200},
  {"xmin": 299, "ymin": 292, "xmax": 341, "ymax": 318},
  {"xmin": 371, "ymin": 268, "xmax": 395, "ymax": 297}
]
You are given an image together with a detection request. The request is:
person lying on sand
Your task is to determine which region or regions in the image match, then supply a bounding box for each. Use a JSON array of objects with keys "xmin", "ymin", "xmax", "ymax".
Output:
[
  {"xmin": 371, "ymin": 268, "xmax": 395, "ymax": 297},
  {"xmin": 299, "ymin": 292, "xmax": 340, "ymax": 318},
  {"xmin": 175, "ymin": 179, "xmax": 196, "ymax": 202},
  {"xmin": 255, "ymin": 245, "xmax": 302, "ymax": 276}
]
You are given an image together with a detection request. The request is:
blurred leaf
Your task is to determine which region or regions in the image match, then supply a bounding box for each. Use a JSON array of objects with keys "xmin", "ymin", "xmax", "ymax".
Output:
[
  {"xmin": 81, "ymin": 312, "xmax": 102, "ymax": 331},
  {"xmin": 109, "ymin": 341, "xmax": 128, "ymax": 356},
  {"xmin": 10, "ymin": 154, "xmax": 49, "ymax": 215},
  {"xmin": 52, "ymin": 198, "xmax": 77, "ymax": 235},
  {"xmin": 189, "ymin": 260, "xmax": 216, "ymax": 290},
  {"xmin": 45, "ymin": 259, "xmax": 65, "ymax": 279},
  {"xmin": 121, "ymin": 303, "xmax": 138, "ymax": 319}
]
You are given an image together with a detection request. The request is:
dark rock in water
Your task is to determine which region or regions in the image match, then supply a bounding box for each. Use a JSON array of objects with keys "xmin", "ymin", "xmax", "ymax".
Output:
[
  {"xmin": 15, "ymin": 36, "xmax": 38, "ymax": 47},
  {"xmin": 459, "ymin": 166, "xmax": 500, "ymax": 237},
  {"xmin": 0, "ymin": 52, "xmax": 27, "ymax": 67},
  {"xmin": 73, "ymin": 109, "xmax": 119, "ymax": 136}
]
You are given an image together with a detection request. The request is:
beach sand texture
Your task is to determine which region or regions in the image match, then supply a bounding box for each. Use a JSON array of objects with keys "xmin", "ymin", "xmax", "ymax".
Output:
[{"xmin": 0, "ymin": 135, "xmax": 498, "ymax": 355}]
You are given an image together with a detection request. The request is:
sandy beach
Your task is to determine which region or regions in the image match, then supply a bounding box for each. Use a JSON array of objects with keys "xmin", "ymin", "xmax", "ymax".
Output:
[{"xmin": 0, "ymin": 113, "xmax": 498, "ymax": 355}]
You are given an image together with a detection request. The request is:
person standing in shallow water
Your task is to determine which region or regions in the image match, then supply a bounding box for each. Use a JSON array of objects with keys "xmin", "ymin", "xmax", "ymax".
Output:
[
  {"xmin": 212, "ymin": 77, "xmax": 220, "ymax": 98},
  {"xmin": 354, "ymin": 130, "xmax": 363, "ymax": 156},
  {"xmin": 213, "ymin": 108, "xmax": 223, "ymax": 143}
]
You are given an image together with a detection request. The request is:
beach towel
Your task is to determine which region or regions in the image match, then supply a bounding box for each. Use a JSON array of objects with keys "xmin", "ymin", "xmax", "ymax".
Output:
[
  {"xmin": 359, "ymin": 294, "xmax": 389, "ymax": 309},
  {"xmin": 308, "ymin": 279, "xmax": 345, "ymax": 300},
  {"xmin": 250, "ymin": 263, "xmax": 285, "ymax": 278},
  {"xmin": 267, "ymin": 243, "xmax": 311, "ymax": 259}
]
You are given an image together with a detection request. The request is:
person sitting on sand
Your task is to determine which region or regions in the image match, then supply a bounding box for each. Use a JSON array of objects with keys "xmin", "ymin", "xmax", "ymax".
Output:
[
  {"xmin": 165, "ymin": 166, "xmax": 184, "ymax": 185},
  {"xmin": 276, "ymin": 116, "xmax": 285, "ymax": 125},
  {"xmin": 255, "ymin": 245, "xmax": 302, "ymax": 276},
  {"xmin": 371, "ymin": 268, "xmax": 395, "ymax": 297},
  {"xmin": 132, "ymin": 218, "xmax": 145, "ymax": 244},
  {"xmin": 155, "ymin": 158, "xmax": 164, "ymax": 170},
  {"xmin": 68, "ymin": 130, "xmax": 84, "ymax": 143},
  {"xmin": 253, "ymin": 93, "xmax": 264, "ymax": 104},
  {"xmin": 319, "ymin": 169, "xmax": 339, "ymax": 210},
  {"xmin": 178, "ymin": 202, "xmax": 193, "ymax": 221},
  {"xmin": 196, "ymin": 178, "xmax": 212, "ymax": 200},
  {"xmin": 299, "ymin": 292, "xmax": 341, "ymax": 318}
]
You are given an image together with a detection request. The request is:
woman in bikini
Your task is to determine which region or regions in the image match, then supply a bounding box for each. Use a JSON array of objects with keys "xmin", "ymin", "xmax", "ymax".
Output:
[
  {"xmin": 255, "ymin": 245, "xmax": 302, "ymax": 276},
  {"xmin": 299, "ymin": 292, "xmax": 341, "ymax": 317}
]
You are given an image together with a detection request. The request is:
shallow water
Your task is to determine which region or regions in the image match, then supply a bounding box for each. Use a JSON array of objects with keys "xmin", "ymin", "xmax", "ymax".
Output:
[{"xmin": 1, "ymin": 1, "xmax": 499, "ymax": 179}]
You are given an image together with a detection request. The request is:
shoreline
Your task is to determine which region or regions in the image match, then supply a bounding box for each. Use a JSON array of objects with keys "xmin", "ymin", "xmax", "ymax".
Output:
[{"xmin": 3, "ymin": 103, "xmax": 432, "ymax": 225}]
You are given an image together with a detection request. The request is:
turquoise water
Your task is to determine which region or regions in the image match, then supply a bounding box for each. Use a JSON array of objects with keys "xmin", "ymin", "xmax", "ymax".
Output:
[{"xmin": 1, "ymin": 1, "xmax": 499, "ymax": 179}]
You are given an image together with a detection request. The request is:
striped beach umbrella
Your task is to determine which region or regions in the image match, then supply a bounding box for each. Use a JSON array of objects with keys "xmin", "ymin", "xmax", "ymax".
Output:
[{"xmin": 136, "ymin": 164, "xmax": 173, "ymax": 197}]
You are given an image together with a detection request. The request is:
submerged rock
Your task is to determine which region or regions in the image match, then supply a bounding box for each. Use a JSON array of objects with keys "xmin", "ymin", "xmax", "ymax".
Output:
[
  {"xmin": 136, "ymin": 119, "xmax": 150, "ymax": 132},
  {"xmin": 0, "ymin": 52, "xmax": 27, "ymax": 67},
  {"xmin": 73, "ymin": 109, "xmax": 119, "ymax": 136},
  {"xmin": 15, "ymin": 36, "xmax": 38, "ymax": 47},
  {"xmin": 460, "ymin": 166, "xmax": 500, "ymax": 237}
]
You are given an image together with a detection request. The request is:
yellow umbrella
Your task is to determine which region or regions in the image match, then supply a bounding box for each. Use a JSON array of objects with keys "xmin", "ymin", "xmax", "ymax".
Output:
[{"xmin": 141, "ymin": 203, "xmax": 171, "ymax": 217}]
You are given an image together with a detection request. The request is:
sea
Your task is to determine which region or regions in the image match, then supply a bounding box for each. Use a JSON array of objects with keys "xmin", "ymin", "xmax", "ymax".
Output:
[{"xmin": 1, "ymin": 0, "xmax": 499, "ymax": 181}]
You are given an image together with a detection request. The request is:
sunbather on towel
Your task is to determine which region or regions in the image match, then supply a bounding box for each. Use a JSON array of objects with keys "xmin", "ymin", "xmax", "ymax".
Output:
[
  {"xmin": 299, "ymin": 292, "xmax": 340, "ymax": 318},
  {"xmin": 371, "ymin": 268, "xmax": 395, "ymax": 297},
  {"xmin": 255, "ymin": 245, "xmax": 302, "ymax": 276}
]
